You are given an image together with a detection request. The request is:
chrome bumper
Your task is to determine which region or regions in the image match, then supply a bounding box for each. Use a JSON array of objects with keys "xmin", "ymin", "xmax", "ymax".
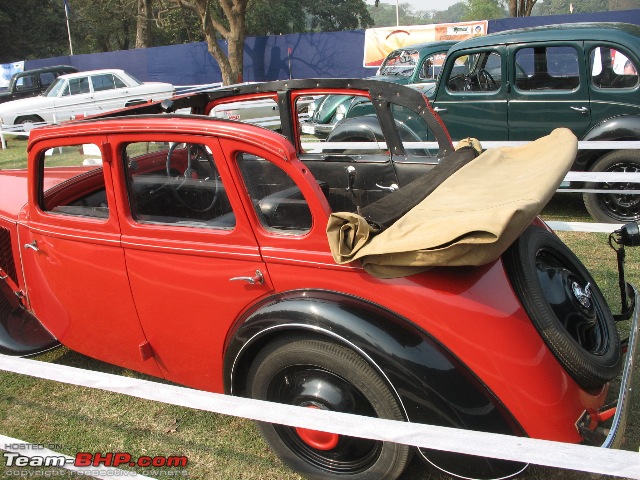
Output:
[{"xmin": 602, "ymin": 284, "xmax": 639, "ymax": 448}]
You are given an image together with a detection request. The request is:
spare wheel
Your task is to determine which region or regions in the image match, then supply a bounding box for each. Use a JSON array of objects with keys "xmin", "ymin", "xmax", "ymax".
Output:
[{"xmin": 503, "ymin": 226, "xmax": 621, "ymax": 390}]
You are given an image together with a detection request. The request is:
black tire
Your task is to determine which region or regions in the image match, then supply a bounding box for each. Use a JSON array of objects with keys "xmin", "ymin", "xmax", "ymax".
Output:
[
  {"xmin": 504, "ymin": 226, "xmax": 621, "ymax": 390},
  {"xmin": 583, "ymin": 150, "xmax": 640, "ymax": 223},
  {"xmin": 247, "ymin": 335, "xmax": 410, "ymax": 480}
]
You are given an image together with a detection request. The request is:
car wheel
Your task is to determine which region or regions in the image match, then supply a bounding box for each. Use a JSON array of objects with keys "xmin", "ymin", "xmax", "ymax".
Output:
[
  {"xmin": 15, "ymin": 115, "xmax": 43, "ymax": 130},
  {"xmin": 504, "ymin": 226, "xmax": 621, "ymax": 390},
  {"xmin": 247, "ymin": 335, "xmax": 411, "ymax": 480},
  {"xmin": 583, "ymin": 150, "xmax": 640, "ymax": 223}
]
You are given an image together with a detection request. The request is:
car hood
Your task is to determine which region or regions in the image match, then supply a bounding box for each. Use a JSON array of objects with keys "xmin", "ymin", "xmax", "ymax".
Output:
[
  {"xmin": 366, "ymin": 75, "xmax": 439, "ymax": 87},
  {"xmin": 144, "ymin": 81, "xmax": 173, "ymax": 87},
  {"xmin": 409, "ymin": 82, "xmax": 438, "ymax": 98}
]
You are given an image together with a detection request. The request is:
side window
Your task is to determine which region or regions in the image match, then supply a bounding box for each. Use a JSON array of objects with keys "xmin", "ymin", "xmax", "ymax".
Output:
[
  {"xmin": 65, "ymin": 77, "xmax": 90, "ymax": 96},
  {"xmin": 15, "ymin": 75, "xmax": 36, "ymax": 90},
  {"xmin": 418, "ymin": 52, "xmax": 447, "ymax": 81},
  {"xmin": 298, "ymin": 94, "xmax": 387, "ymax": 155},
  {"xmin": 91, "ymin": 74, "xmax": 116, "ymax": 91},
  {"xmin": 446, "ymin": 51, "xmax": 501, "ymax": 92},
  {"xmin": 515, "ymin": 46, "xmax": 580, "ymax": 91},
  {"xmin": 209, "ymin": 97, "xmax": 280, "ymax": 130},
  {"xmin": 236, "ymin": 152, "xmax": 312, "ymax": 234},
  {"xmin": 124, "ymin": 142, "xmax": 234, "ymax": 229},
  {"xmin": 40, "ymin": 144, "xmax": 109, "ymax": 219},
  {"xmin": 40, "ymin": 72, "xmax": 57, "ymax": 87},
  {"xmin": 113, "ymin": 75, "xmax": 126, "ymax": 88},
  {"xmin": 591, "ymin": 46, "xmax": 639, "ymax": 89},
  {"xmin": 390, "ymin": 103, "xmax": 438, "ymax": 158}
]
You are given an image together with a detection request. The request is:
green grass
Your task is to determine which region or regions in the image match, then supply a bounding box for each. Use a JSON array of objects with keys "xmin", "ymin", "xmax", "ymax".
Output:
[
  {"xmin": 0, "ymin": 136, "xmax": 29, "ymax": 169},
  {"xmin": 1, "ymin": 143, "xmax": 639, "ymax": 479}
]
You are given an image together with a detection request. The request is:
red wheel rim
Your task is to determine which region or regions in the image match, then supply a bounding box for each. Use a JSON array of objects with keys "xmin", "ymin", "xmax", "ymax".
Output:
[{"xmin": 295, "ymin": 406, "xmax": 339, "ymax": 450}]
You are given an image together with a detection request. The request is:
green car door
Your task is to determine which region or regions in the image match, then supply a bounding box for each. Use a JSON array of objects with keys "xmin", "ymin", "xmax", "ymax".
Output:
[
  {"xmin": 429, "ymin": 46, "xmax": 508, "ymax": 141},
  {"xmin": 507, "ymin": 41, "xmax": 592, "ymax": 141}
]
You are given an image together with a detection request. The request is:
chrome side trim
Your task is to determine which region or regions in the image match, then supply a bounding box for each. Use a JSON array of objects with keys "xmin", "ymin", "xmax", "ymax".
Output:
[{"xmin": 602, "ymin": 285, "xmax": 639, "ymax": 449}]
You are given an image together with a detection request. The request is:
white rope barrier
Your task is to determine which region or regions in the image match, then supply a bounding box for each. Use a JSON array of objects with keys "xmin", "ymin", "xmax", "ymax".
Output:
[
  {"xmin": 547, "ymin": 221, "xmax": 624, "ymax": 232},
  {"xmin": 301, "ymin": 140, "xmax": 640, "ymax": 153},
  {"xmin": 0, "ymin": 355, "xmax": 639, "ymax": 479}
]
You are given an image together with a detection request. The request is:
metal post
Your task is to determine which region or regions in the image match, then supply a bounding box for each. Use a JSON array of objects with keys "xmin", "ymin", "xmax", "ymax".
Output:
[{"xmin": 64, "ymin": 0, "xmax": 74, "ymax": 55}]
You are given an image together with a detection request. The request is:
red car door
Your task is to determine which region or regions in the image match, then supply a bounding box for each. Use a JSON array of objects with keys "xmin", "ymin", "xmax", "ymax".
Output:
[
  {"xmin": 108, "ymin": 132, "xmax": 274, "ymax": 392},
  {"xmin": 18, "ymin": 135, "xmax": 163, "ymax": 376}
]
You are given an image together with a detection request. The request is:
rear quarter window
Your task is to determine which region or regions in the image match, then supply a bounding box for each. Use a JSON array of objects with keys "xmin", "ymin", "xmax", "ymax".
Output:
[{"xmin": 590, "ymin": 46, "xmax": 639, "ymax": 89}]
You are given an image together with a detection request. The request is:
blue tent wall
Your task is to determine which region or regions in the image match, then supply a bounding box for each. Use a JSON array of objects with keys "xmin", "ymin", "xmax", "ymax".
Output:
[
  {"xmin": 23, "ymin": 9, "xmax": 640, "ymax": 86},
  {"xmin": 488, "ymin": 8, "xmax": 640, "ymax": 31},
  {"xmin": 25, "ymin": 43, "xmax": 222, "ymax": 86}
]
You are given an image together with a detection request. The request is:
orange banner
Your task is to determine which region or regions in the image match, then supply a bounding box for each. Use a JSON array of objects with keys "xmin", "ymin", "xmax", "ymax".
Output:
[{"xmin": 363, "ymin": 21, "xmax": 487, "ymax": 67}]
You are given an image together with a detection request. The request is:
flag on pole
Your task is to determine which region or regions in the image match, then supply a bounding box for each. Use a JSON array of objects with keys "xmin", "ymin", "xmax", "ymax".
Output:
[{"xmin": 63, "ymin": 0, "xmax": 71, "ymax": 16}]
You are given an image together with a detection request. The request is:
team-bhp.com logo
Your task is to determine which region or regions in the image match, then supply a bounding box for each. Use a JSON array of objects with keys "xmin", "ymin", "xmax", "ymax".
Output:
[{"xmin": 4, "ymin": 451, "xmax": 188, "ymax": 468}]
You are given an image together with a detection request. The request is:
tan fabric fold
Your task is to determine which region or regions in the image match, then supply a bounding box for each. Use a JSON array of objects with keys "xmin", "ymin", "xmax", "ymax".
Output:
[{"xmin": 326, "ymin": 128, "xmax": 578, "ymax": 278}]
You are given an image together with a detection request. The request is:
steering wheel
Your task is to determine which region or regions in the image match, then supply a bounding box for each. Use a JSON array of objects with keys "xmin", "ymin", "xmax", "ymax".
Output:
[
  {"xmin": 476, "ymin": 69, "xmax": 497, "ymax": 91},
  {"xmin": 166, "ymin": 143, "xmax": 219, "ymax": 212},
  {"xmin": 447, "ymin": 74, "xmax": 472, "ymax": 92}
]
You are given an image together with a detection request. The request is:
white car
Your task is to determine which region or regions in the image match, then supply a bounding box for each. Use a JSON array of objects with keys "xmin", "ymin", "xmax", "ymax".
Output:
[{"xmin": 0, "ymin": 69, "xmax": 174, "ymax": 126}]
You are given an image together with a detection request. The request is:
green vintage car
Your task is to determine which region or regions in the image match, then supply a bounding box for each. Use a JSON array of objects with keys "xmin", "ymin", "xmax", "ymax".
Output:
[
  {"xmin": 334, "ymin": 23, "xmax": 640, "ymax": 223},
  {"xmin": 300, "ymin": 41, "xmax": 457, "ymax": 138},
  {"xmin": 428, "ymin": 23, "xmax": 640, "ymax": 224}
]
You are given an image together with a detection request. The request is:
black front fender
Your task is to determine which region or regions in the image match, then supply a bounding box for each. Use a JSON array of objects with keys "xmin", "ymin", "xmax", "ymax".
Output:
[{"xmin": 0, "ymin": 278, "xmax": 59, "ymax": 356}]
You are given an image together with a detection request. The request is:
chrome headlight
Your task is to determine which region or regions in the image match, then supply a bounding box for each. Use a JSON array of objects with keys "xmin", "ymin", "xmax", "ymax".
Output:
[
  {"xmin": 307, "ymin": 101, "xmax": 316, "ymax": 116},
  {"xmin": 335, "ymin": 103, "xmax": 348, "ymax": 122}
]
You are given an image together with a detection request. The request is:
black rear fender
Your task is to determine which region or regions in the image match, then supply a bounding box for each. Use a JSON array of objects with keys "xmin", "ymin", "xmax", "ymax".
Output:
[
  {"xmin": 224, "ymin": 290, "xmax": 523, "ymax": 437},
  {"xmin": 575, "ymin": 114, "xmax": 640, "ymax": 171}
]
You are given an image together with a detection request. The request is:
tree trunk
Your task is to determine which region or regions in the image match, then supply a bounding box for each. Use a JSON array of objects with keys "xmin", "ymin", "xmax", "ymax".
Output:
[
  {"xmin": 509, "ymin": 0, "xmax": 536, "ymax": 16},
  {"xmin": 176, "ymin": 0, "xmax": 248, "ymax": 85},
  {"xmin": 136, "ymin": 0, "xmax": 153, "ymax": 48}
]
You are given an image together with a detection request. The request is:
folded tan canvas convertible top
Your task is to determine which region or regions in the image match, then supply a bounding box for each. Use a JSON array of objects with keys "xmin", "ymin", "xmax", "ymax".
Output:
[{"xmin": 327, "ymin": 128, "xmax": 578, "ymax": 278}]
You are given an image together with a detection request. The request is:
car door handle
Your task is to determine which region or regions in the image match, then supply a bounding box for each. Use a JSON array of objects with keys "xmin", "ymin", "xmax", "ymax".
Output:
[
  {"xmin": 570, "ymin": 106, "xmax": 589, "ymax": 115},
  {"xmin": 229, "ymin": 269, "xmax": 264, "ymax": 285},
  {"xmin": 433, "ymin": 107, "xmax": 447, "ymax": 113},
  {"xmin": 376, "ymin": 183, "xmax": 399, "ymax": 192},
  {"xmin": 24, "ymin": 240, "xmax": 39, "ymax": 252}
]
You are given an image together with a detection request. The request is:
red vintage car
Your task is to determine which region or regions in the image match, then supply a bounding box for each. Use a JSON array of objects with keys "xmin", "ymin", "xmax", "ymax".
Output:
[{"xmin": 0, "ymin": 79, "xmax": 637, "ymax": 480}]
